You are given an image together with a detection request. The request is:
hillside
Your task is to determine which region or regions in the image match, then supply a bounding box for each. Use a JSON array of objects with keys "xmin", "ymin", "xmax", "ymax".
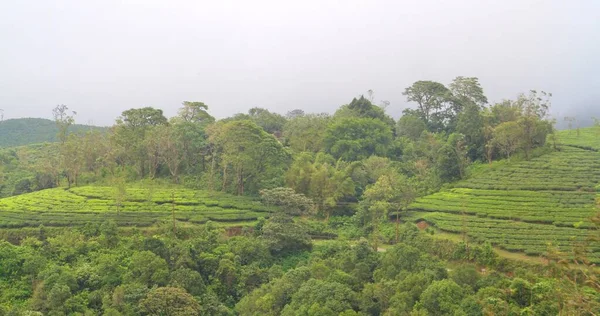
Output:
[
  {"xmin": 0, "ymin": 186, "xmax": 274, "ymax": 228},
  {"xmin": 557, "ymin": 125, "xmax": 600, "ymax": 151},
  {"xmin": 406, "ymin": 129, "xmax": 600, "ymax": 263},
  {"xmin": 0, "ymin": 118, "xmax": 107, "ymax": 147}
]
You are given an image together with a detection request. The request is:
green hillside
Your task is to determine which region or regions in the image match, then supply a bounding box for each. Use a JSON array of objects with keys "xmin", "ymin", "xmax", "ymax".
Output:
[
  {"xmin": 557, "ymin": 125, "xmax": 600, "ymax": 151},
  {"xmin": 0, "ymin": 186, "xmax": 273, "ymax": 228},
  {"xmin": 406, "ymin": 140, "xmax": 600, "ymax": 263},
  {"xmin": 0, "ymin": 118, "xmax": 106, "ymax": 147}
]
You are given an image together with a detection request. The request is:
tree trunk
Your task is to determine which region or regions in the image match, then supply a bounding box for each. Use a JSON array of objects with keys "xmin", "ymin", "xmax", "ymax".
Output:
[
  {"xmin": 222, "ymin": 164, "xmax": 228, "ymax": 191},
  {"xmin": 395, "ymin": 209, "xmax": 400, "ymax": 244}
]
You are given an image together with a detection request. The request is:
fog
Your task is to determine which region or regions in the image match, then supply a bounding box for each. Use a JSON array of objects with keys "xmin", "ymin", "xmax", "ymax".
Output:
[{"xmin": 1, "ymin": 0, "xmax": 598, "ymax": 126}]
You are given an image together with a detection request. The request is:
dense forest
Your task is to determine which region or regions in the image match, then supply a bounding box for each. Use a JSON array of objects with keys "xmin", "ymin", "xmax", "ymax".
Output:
[{"xmin": 1, "ymin": 77, "xmax": 599, "ymax": 315}]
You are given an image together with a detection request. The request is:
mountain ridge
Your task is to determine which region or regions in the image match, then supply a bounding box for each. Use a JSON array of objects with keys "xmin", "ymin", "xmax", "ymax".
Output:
[{"xmin": 0, "ymin": 117, "xmax": 107, "ymax": 148}]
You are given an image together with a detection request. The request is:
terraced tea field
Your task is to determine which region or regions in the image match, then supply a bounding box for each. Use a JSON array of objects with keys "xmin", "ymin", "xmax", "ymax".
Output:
[
  {"xmin": 0, "ymin": 186, "xmax": 274, "ymax": 228},
  {"xmin": 558, "ymin": 126, "xmax": 600, "ymax": 151},
  {"xmin": 406, "ymin": 144, "xmax": 600, "ymax": 263}
]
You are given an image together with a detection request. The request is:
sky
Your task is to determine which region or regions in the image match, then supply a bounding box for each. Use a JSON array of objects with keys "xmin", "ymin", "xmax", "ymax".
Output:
[{"xmin": 0, "ymin": 0, "xmax": 599, "ymax": 126}]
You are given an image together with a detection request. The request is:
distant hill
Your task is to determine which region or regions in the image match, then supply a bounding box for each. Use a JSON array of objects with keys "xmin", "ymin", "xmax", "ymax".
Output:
[{"xmin": 0, "ymin": 118, "xmax": 107, "ymax": 147}]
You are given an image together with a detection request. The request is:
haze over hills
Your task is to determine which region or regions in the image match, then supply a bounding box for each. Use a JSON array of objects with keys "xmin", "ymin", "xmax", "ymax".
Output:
[{"xmin": 0, "ymin": 118, "xmax": 107, "ymax": 148}]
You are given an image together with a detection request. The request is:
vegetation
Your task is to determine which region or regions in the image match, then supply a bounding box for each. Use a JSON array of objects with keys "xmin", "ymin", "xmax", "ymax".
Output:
[
  {"xmin": 0, "ymin": 118, "xmax": 106, "ymax": 148},
  {"xmin": 0, "ymin": 186, "xmax": 274, "ymax": 228},
  {"xmin": 1, "ymin": 78, "xmax": 599, "ymax": 314}
]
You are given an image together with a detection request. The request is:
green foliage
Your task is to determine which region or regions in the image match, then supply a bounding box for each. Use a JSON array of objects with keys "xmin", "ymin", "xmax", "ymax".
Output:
[
  {"xmin": 396, "ymin": 114, "xmax": 427, "ymax": 141},
  {"xmin": 260, "ymin": 187, "xmax": 314, "ymax": 216},
  {"xmin": 280, "ymin": 279, "xmax": 358, "ymax": 316},
  {"xmin": 403, "ymin": 80, "xmax": 452, "ymax": 132},
  {"xmin": 419, "ymin": 279, "xmax": 465, "ymax": 315},
  {"xmin": 139, "ymin": 287, "xmax": 201, "ymax": 315},
  {"xmin": 324, "ymin": 117, "xmax": 393, "ymax": 161},
  {"xmin": 283, "ymin": 113, "xmax": 329, "ymax": 152},
  {"xmin": 208, "ymin": 120, "xmax": 289, "ymax": 195},
  {"xmin": 261, "ymin": 214, "xmax": 312, "ymax": 255}
]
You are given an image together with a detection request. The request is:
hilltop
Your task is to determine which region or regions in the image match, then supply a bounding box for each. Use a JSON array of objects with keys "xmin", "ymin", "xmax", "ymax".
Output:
[{"xmin": 0, "ymin": 118, "xmax": 107, "ymax": 147}]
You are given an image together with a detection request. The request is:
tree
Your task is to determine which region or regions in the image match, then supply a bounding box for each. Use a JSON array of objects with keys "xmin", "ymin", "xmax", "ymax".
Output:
[
  {"xmin": 285, "ymin": 152, "xmax": 315, "ymax": 194},
  {"xmin": 147, "ymin": 124, "xmax": 184, "ymax": 182},
  {"xmin": 492, "ymin": 121, "xmax": 521, "ymax": 159},
  {"xmin": 456, "ymin": 103, "xmax": 485, "ymax": 161},
  {"xmin": 324, "ymin": 117, "xmax": 393, "ymax": 161},
  {"xmin": 334, "ymin": 96, "xmax": 395, "ymax": 128},
  {"xmin": 112, "ymin": 107, "xmax": 168, "ymax": 178},
  {"xmin": 177, "ymin": 101, "xmax": 214, "ymax": 124},
  {"xmin": 403, "ymin": 81, "xmax": 452, "ymax": 132},
  {"xmin": 283, "ymin": 113, "xmax": 330, "ymax": 152},
  {"xmin": 261, "ymin": 213, "xmax": 312, "ymax": 255},
  {"xmin": 53, "ymin": 104, "xmax": 76, "ymax": 187},
  {"xmin": 437, "ymin": 133, "xmax": 469, "ymax": 182},
  {"xmin": 419, "ymin": 279, "xmax": 465, "ymax": 315},
  {"xmin": 52, "ymin": 104, "xmax": 76, "ymax": 144},
  {"xmin": 362, "ymin": 175, "xmax": 395, "ymax": 251},
  {"xmin": 139, "ymin": 287, "xmax": 201, "ymax": 316},
  {"xmin": 260, "ymin": 187, "xmax": 314, "ymax": 216},
  {"xmin": 448, "ymin": 76, "xmax": 488, "ymax": 108},
  {"xmin": 280, "ymin": 279, "xmax": 358, "ymax": 316},
  {"xmin": 62, "ymin": 134, "xmax": 85, "ymax": 187},
  {"xmin": 207, "ymin": 120, "xmax": 289, "ymax": 195},
  {"xmin": 247, "ymin": 107, "xmax": 287, "ymax": 134},
  {"xmin": 396, "ymin": 114, "xmax": 427, "ymax": 141},
  {"xmin": 515, "ymin": 90, "xmax": 552, "ymax": 159},
  {"xmin": 128, "ymin": 251, "xmax": 169, "ymax": 286},
  {"xmin": 308, "ymin": 161, "xmax": 355, "ymax": 221},
  {"xmin": 286, "ymin": 109, "xmax": 305, "ymax": 119}
]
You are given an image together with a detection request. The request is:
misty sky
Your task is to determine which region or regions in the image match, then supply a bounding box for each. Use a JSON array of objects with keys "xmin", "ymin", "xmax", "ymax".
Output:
[{"xmin": 1, "ymin": 0, "xmax": 599, "ymax": 126}]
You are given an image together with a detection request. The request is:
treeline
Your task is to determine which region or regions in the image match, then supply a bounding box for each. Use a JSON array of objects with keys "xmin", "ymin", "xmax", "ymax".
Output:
[{"xmin": 1, "ymin": 77, "xmax": 555, "ymax": 205}]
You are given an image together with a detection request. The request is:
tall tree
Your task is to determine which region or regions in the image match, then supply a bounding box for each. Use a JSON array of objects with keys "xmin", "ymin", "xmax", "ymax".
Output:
[
  {"xmin": 334, "ymin": 96, "xmax": 395, "ymax": 128},
  {"xmin": 515, "ymin": 90, "xmax": 553, "ymax": 159},
  {"xmin": 283, "ymin": 113, "xmax": 329, "ymax": 153},
  {"xmin": 112, "ymin": 107, "xmax": 168, "ymax": 177},
  {"xmin": 362, "ymin": 175, "xmax": 395, "ymax": 251},
  {"xmin": 493, "ymin": 121, "xmax": 521, "ymax": 159},
  {"xmin": 52, "ymin": 104, "xmax": 76, "ymax": 144},
  {"xmin": 448, "ymin": 76, "xmax": 488, "ymax": 108},
  {"xmin": 456, "ymin": 103, "xmax": 485, "ymax": 161},
  {"xmin": 396, "ymin": 114, "xmax": 427, "ymax": 141},
  {"xmin": 402, "ymin": 81, "xmax": 452, "ymax": 132},
  {"xmin": 171, "ymin": 102, "xmax": 214, "ymax": 174},
  {"xmin": 324, "ymin": 117, "xmax": 393, "ymax": 161},
  {"xmin": 248, "ymin": 107, "xmax": 287, "ymax": 134},
  {"xmin": 208, "ymin": 120, "xmax": 289, "ymax": 195},
  {"xmin": 178, "ymin": 101, "xmax": 214, "ymax": 124},
  {"xmin": 53, "ymin": 105, "xmax": 77, "ymax": 186},
  {"xmin": 308, "ymin": 161, "xmax": 355, "ymax": 221}
]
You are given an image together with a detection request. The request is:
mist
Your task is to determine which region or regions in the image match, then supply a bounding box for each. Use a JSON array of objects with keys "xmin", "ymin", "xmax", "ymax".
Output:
[{"xmin": 0, "ymin": 0, "xmax": 598, "ymax": 126}]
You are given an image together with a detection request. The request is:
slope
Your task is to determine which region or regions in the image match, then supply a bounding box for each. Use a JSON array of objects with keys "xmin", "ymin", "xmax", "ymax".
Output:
[
  {"xmin": 405, "ymin": 143, "xmax": 600, "ymax": 263},
  {"xmin": 0, "ymin": 186, "xmax": 274, "ymax": 228},
  {"xmin": 0, "ymin": 118, "xmax": 107, "ymax": 147}
]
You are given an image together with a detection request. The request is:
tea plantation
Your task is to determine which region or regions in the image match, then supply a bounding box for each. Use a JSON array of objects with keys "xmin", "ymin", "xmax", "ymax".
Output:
[
  {"xmin": 407, "ymin": 133, "xmax": 600, "ymax": 263},
  {"xmin": 558, "ymin": 126, "xmax": 600, "ymax": 151},
  {"xmin": 0, "ymin": 186, "xmax": 274, "ymax": 228}
]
